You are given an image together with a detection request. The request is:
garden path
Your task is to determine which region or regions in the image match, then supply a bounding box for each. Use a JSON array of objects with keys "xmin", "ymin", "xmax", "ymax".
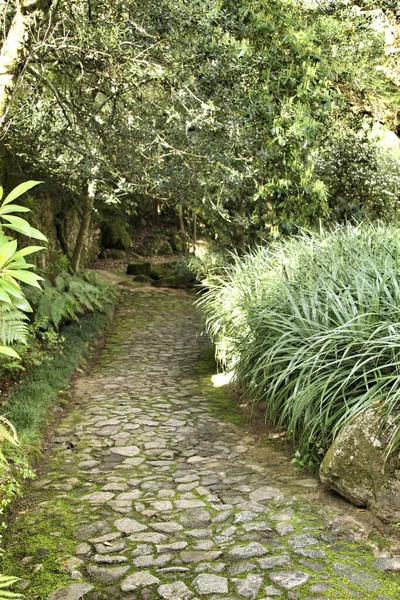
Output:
[{"xmin": 5, "ymin": 288, "xmax": 399, "ymax": 600}]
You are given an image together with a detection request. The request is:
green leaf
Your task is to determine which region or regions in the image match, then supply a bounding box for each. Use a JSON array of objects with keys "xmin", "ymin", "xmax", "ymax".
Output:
[
  {"xmin": 26, "ymin": 227, "xmax": 48, "ymax": 242},
  {"xmin": 2, "ymin": 180, "xmax": 42, "ymax": 206},
  {"xmin": 5, "ymin": 270, "xmax": 43, "ymax": 287},
  {"xmin": 12, "ymin": 246, "xmax": 46, "ymax": 260},
  {"xmin": 1, "ymin": 216, "xmax": 33, "ymax": 237},
  {"xmin": 0, "ymin": 240, "xmax": 17, "ymax": 269},
  {"xmin": 0, "ymin": 346, "xmax": 20, "ymax": 359},
  {"xmin": 0, "ymin": 204, "xmax": 31, "ymax": 215},
  {"xmin": 0, "ymin": 288, "xmax": 12, "ymax": 304},
  {"xmin": 0, "ymin": 279, "xmax": 23, "ymax": 299}
]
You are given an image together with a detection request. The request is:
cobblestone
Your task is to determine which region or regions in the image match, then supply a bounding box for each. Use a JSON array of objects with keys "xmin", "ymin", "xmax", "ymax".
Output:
[{"xmin": 4, "ymin": 289, "xmax": 399, "ymax": 600}]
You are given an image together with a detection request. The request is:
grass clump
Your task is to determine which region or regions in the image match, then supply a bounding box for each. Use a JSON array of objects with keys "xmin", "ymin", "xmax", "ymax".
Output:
[{"xmin": 199, "ymin": 223, "xmax": 400, "ymax": 460}]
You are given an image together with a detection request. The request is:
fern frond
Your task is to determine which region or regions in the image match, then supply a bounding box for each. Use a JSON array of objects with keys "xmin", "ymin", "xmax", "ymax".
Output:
[{"xmin": 0, "ymin": 308, "xmax": 29, "ymax": 345}]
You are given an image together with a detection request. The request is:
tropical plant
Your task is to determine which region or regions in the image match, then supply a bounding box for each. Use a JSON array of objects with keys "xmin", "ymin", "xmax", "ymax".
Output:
[
  {"xmin": 0, "ymin": 181, "xmax": 47, "ymax": 358},
  {"xmin": 200, "ymin": 223, "xmax": 400, "ymax": 460}
]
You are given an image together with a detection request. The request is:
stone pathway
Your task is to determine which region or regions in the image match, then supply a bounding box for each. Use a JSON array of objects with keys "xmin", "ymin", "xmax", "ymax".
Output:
[{"xmin": 4, "ymin": 289, "xmax": 399, "ymax": 600}]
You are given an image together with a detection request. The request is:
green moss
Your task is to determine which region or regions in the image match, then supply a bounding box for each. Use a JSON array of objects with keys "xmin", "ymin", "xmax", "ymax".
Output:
[
  {"xmin": 1, "ymin": 495, "xmax": 82, "ymax": 599},
  {"xmin": 2, "ymin": 307, "xmax": 114, "ymax": 446}
]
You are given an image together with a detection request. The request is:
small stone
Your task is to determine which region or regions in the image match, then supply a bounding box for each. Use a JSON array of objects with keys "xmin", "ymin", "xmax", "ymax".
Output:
[
  {"xmin": 93, "ymin": 554, "xmax": 127, "ymax": 564},
  {"xmin": 228, "ymin": 542, "xmax": 268, "ymax": 560},
  {"xmin": 115, "ymin": 518, "xmax": 147, "ymax": 534},
  {"xmin": 193, "ymin": 574, "xmax": 229, "ymax": 594},
  {"xmin": 275, "ymin": 523, "xmax": 295, "ymax": 536},
  {"xmin": 75, "ymin": 522, "xmax": 112, "ymax": 541},
  {"xmin": 57, "ymin": 556, "xmax": 84, "ymax": 571},
  {"xmin": 89, "ymin": 532, "xmax": 121, "ymax": 544},
  {"xmin": 309, "ymin": 583, "xmax": 332, "ymax": 593},
  {"xmin": 81, "ymin": 492, "xmax": 115, "ymax": 503},
  {"xmin": 150, "ymin": 522, "xmax": 183, "ymax": 533},
  {"xmin": 75, "ymin": 544, "xmax": 91, "ymax": 556},
  {"xmin": 111, "ymin": 446, "xmax": 140, "ymax": 457},
  {"xmin": 333, "ymin": 563, "xmax": 381, "ymax": 591},
  {"xmin": 181, "ymin": 551, "xmax": 222, "ymax": 563},
  {"xmin": 49, "ymin": 583, "xmax": 94, "ymax": 600},
  {"xmin": 249, "ymin": 487, "xmax": 284, "ymax": 502},
  {"xmin": 259, "ymin": 555, "xmax": 291, "ymax": 569},
  {"xmin": 235, "ymin": 574, "xmax": 263, "ymax": 599},
  {"xmin": 156, "ymin": 541, "xmax": 188, "ymax": 552},
  {"xmin": 374, "ymin": 557, "xmax": 400, "ymax": 572},
  {"xmin": 158, "ymin": 581, "xmax": 193, "ymax": 599},
  {"xmin": 287, "ymin": 534, "xmax": 319, "ymax": 549},
  {"xmin": 264, "ymin": 584, "xmax": 283, "ymax": 596},
  {"xmin": 86, "ymin": 564, "xmax": 129, "ymax": 583},
  {"xmin": 175, "ymin": 499, "xmax": 205, "ymax": 509},
  {"xmin": 121, "ymin": 571, "xmax": 160, "ymax": 592},
  {"xmin": 268, "ymin": 570, "xmax": 310, "ymax": 590}
]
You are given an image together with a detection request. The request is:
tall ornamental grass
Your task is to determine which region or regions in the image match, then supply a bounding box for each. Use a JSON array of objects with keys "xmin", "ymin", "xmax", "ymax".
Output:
[{"xmin": 199, "ymin": 223, "xmax": 400, "ymax": 458}]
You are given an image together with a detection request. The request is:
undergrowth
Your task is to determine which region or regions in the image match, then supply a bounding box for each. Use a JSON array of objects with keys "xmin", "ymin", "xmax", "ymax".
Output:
[{"xmin": 199, "ymin": 222, "xmax": 400, "ymax": 461}]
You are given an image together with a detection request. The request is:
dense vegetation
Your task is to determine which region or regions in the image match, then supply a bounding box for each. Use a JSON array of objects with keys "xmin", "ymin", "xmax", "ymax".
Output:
[
  {"xmin": 199, "ymin": 224, "xmax": 400, "ymax": 463},
  {"xmin": 0, "ymin": 1, "xmax": 399, "ymax": 252},
  {"xmin": 0, "ymin": 5, "xmax": 399, "ymax": 582}
]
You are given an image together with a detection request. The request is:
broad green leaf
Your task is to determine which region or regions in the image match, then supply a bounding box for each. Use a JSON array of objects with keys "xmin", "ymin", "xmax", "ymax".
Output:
[
  {"xmin": 0, "ymin": 278, "xmax": 23, "ymax": 298},
  {"xmin": 0, "ymin": 186, "xmax": 3, "ymax": 202},
  {"xmin": 0, "ymin": 288, "xmax": 11, "ymax": 303},
  {"xmin": 2, "ymin": 180, "xmax": 42, "ymax": 206},
  {"xmin": 7, "ymin": 261, "xmax": 35, "ymax": 270},
  {"xmin": 11, "ymin": 246, "xmax": 45, "ymax": 260},
  {"xmin": 0, "ymin": 346, "xmax": 20, "ymax": 359},
  {"xmin": 27, "ymin": 226, "xmax": 48, "ymax": 242},
  {"xmin": 1, "ymin": 216, "xmax": 32, "ymax": 237},
  {"xmin": 14, "ymin": 296, "xmax": 33, "ymax": 312},
  {"xmin": 0, "ymin": 240, "xmax": 17, "ymax": 269},
  {"xmin": 0, "ymin": 204, "xmax": 31, "ymax": 215},
  {"xmin": 6, "ymin": 270, "xmax": 43, "ymax": 287}
]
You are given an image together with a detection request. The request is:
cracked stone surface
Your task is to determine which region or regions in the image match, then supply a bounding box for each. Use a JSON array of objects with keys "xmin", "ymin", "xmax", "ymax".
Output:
[{"xmin": 4, "ymin": 289, "xmax": 400, "ymax": 599}]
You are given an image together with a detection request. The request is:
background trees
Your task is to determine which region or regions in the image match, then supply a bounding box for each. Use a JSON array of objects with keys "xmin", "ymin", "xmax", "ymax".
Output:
[{"xmin": 0, "ymin": 0, "xmax": 399, "ymax": 258}]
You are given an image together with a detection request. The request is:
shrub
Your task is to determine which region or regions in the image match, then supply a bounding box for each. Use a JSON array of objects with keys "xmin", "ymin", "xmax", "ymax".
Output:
[{"xmin": 199, "ymin": 223, "xmax": 400, "ymax": 459}]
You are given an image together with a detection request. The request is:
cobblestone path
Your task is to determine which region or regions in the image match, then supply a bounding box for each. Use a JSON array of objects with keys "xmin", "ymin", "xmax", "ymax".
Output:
[{"xmin": 5, "ymin": 289, "xmax": 399, "ymax": 600}]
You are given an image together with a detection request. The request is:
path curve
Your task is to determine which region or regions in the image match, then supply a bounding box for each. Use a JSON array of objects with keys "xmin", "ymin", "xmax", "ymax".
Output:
[{"xmin": 4, "ymin": 289, "xmax": 399, "ymax": 600}]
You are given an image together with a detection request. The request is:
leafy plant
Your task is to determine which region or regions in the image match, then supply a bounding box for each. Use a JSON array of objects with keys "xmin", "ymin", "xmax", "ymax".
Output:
[
  {"xmin": 200, "ymin": 223, "xmax": 400, "ymax": 460},
  {"xmin": 0, "ymin": 575, "xmax": 23, "ymax": 599},
  {"xmin": 24, "ymin": 271, "xmax": 115, "ymax": 331},
  {"xmin": 0, "ymin": 181, "xmax": 47, "ymax": 358}
]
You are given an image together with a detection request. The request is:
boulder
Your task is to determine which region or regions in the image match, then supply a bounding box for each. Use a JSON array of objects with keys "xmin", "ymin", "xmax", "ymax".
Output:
[
  {"xmin": 127, "ymin": 262, "xmax": 152, "ymax": 276},
  {"xmin": 152, "ymin": 274, "xmax": 190, "ymax": 289},
  {"xmin": 169, "ymin": 233, "xmax": 184, "ymax": 253},
  {"xmin": 153, "ymin": 239, "xmax": 174, "ymax": 256},
  {"xmin": 102, "ymin": 218, "xmax": 132, "ymax": 250},
  {"xmin": 107, "ymin": 249, "xmax": 126, "ymax": 259},
  {"xmin": 319, "ymin": 409, "xmax": 400, "ymax": 523},
  {"xmin": 133, "ymin": 274, "xmax": 153, "ymax": 284}
]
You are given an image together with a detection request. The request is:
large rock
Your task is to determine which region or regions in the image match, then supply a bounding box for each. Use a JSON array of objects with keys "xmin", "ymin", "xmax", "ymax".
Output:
[
  {"xmin": 169, "ymin": 233, "xmax": 184, "ymax": 253},
  {"xmin": 319, "ymin": 409, "xmax": 400, "ymax": 523},
  {"xmin": 102, "ymin": 217, "xmax": 132, "ymax": 250},
  {"xmin": 152, "ymin": 274, "xmax": 189, "ymax": 289},
  {"xmin": 127, "ymin": 262, "xmax": 152, "ymax": 276}
]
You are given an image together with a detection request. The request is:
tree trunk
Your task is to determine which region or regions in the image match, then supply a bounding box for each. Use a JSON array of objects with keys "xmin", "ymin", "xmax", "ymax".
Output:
[
  {"xmin": 0, "ymin": 0, "xmax": 52, "ymax": 123},
  {"xmin": 70, "ymin": 180, "xmax": 96, "ymax": 273},
  {"xmin": 178, "ymin": 204, "xmax": 185, "ymax": 234}
]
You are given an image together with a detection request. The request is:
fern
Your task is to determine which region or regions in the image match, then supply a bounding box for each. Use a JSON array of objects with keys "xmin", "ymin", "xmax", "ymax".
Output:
[
  {"xmin": 0, "ymin": 575, "xmax": 23, "ymax": 599},
  {"xmin": 24, "ymin": 271, "xmax": 114, "ymax": 331},
  {"xmin": 0, "ymin": 305, "xmax": 29, "ymax": 346}
]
